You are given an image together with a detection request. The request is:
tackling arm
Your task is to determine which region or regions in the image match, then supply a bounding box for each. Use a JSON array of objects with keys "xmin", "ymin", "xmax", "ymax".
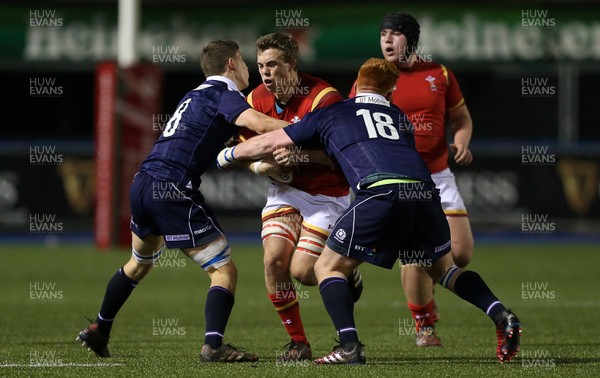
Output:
[
  {"xmin": 217, "ymin": 129, "xmax": 295, "ymax": 169},
  {"xmin": 273, "ymin": 148, "xmax": 335, "ymax": 168},
  {"xmin": 233, "ymin": 108, "xmax": 290, "ymax": 134}
]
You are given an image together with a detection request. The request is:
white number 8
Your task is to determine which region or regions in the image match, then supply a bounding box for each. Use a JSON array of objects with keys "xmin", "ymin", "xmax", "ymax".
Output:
[{"xmin": 163, "ymin": 98, "xmax": 192, "ymax": 137}]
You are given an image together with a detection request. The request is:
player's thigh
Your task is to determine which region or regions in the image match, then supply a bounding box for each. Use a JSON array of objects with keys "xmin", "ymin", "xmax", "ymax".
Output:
[
  {"xmin": 429, "ymin": 252, "xmax": 457, "ymax": 283},
  {"xmin": 402, "ymin": 183, "xmax": 452, "ymax": 270},
  {"xmin": 447, "ymin": 216, "xmax": 474, "ymax": 267},
  {"xmin": 326, "ymin": 187, "xmax": 402, "ymax": 269},
  {"xmin": 129, "ymin": 172, "xmax": 165, "ymax": 256},
  {"xmin": 262, "ymin": 212, "xmax": 301, "ymax": 271},
  {"xmin": 131, "ymin": 232, "xmax": 164, "ymax": 256},
  {"xmin": 181, "ymin": 235, "xmax": 233, "ymax": 272}
]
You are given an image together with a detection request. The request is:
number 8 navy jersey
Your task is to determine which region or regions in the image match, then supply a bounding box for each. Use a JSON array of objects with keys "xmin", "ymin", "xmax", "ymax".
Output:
[
  {"xmin": 140, "ymin": 77, "xmax": 250, "ymax": 190},
  {"xmin": 283, "ymin": 93, "xmax": 432, "ymax": 190}
]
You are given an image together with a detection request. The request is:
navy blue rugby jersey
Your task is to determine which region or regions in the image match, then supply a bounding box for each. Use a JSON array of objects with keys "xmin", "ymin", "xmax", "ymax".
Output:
[
  {"xmin": 139, "ymin": 76, "xmax": 250, "ymax": 189},
  {"xmin": 283, "ymin": 93, "xmax": 432, "ymax": 190}
]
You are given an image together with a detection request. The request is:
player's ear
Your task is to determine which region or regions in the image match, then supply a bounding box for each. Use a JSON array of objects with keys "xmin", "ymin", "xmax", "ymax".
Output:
[
  {"xmin": 289, "ymin": 58, "xmax": 298, "ymax": 71},
  {"xmin": 227, "ymin": 57, "xmax": 236, "ymax": 70}
]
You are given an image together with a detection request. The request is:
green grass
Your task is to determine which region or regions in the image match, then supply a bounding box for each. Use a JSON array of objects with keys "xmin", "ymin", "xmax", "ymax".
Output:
[{"xmin": 1, "ymin": 243, "xmax": 599, "ymax": 377}]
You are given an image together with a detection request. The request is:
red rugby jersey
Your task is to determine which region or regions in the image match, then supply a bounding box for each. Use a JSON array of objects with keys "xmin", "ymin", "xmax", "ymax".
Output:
[
  {"xmin": 349, "ymin": 62, "xmax": 465, "ymax": 174},
  {"xmin": 241, "ymin": 73, "xmax": 349, "ymax": 197}
]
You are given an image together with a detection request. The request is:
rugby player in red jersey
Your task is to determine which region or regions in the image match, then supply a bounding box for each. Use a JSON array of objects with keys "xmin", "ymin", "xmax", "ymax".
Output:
[{"xmin": 238, "ymin": 33, "xmax": 363, "ymax": 361}]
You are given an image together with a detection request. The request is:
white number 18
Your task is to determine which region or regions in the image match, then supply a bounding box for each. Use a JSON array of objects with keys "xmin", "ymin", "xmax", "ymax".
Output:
[{"xmin": 356, "ymin": 109, "xmax": 399, "ymax": 140}]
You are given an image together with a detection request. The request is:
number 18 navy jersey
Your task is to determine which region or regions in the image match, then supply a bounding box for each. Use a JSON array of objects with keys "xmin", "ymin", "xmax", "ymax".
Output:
[
  {"xmin": 140, "ymin": 77, "xmax": 250, "ymax": 190},
  {"xmin": 283, "ymin": 94, "xmax": 433, "ymax": 190}
]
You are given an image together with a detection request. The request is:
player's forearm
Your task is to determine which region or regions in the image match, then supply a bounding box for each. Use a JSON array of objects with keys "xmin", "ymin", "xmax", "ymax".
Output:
[
  {"xmin": 235, "ymin": 132, "xmax": 285, "ymax": 160},
  {"xmin": 449, "ymin": 111, "xmax": 473, "ymax": 147},
  {"xmin": 451, "ymin": 121, "xmax": 472, "ymax": 147},
  {"xmin": 305, "ymin": 150, "xmax": 334, "ymax": 166},
  {"xmin": 261, "ymin": 116, "xmax": 290, "ymax": 133},
  {"xmin": 235, "ymin": 108, "xmax": 289, "ymax": 134}
]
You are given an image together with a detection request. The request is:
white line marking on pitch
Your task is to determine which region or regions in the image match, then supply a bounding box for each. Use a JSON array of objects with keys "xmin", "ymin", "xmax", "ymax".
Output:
[{"xmin": 0, "ymin": 363, "xmax": 124, "ymax": 367}]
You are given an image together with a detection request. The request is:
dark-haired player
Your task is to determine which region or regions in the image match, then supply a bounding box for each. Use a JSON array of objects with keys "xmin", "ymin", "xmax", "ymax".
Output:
[
  {"xmin": 349, "ymin": 12, "xmax": 475, "ymax": 347},
  {"xmin": 218, "ymin": 58, "xmax": 521, "ymax": 365},
  {"xmin": 76, "ymin": 40, "xmax": 288, "ymax": 362}
]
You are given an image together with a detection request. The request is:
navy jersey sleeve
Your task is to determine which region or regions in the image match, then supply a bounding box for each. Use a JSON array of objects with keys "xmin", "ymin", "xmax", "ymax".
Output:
[
  {"xmin": 218, "ymin": 90, "xmax": 252, "ymax": 123},
  {"xmin": 283, "ymin": 110, "xmax": 320, "ymax": 145}
]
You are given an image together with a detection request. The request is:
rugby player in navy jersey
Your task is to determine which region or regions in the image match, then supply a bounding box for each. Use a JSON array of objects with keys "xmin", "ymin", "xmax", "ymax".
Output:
[
  {"xmin": 217, "ymin": 58, "xmax": 522, "ymax": 365},
  {"xmin": 76, "ymin": 40, "xmax": 289, "ymax": 362}
]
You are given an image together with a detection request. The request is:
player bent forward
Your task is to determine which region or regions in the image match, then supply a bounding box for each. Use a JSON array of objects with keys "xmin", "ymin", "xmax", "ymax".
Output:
[
  {"xmin": 217, "ymin": 58, "xmax": 522, "ymax": 365},
  {"xmin": 76, "ymin": 40, "xmax": 288, "ymax": 362}
]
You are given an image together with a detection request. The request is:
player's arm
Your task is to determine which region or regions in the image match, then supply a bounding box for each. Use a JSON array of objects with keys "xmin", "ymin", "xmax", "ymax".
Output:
[
  {"xmin": 448, "ymin": 104, "xmax": 473, "ymax": 166},
  {"xmin": 272, "ymin": 85, "xmax": 340, "ymax": 168},
  {"xmin": 233, "ymin": 108, "xmax": 289, "ymax": 134},
  {"xmin": 445, "ymin": 67, "xmax": 473, "ymax": 166},
  {"xmin": 273, "ymin": 148, "xmax": 334, "ymax": 168},
  {"xmin": 217, "ymin": 129, "xmax": 295, "ymax": 169}
]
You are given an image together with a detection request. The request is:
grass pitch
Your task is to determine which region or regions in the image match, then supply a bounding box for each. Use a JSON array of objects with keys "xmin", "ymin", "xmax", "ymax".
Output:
[{"xmin": 1, "ymin": 242, "xmax": 599, "ymax": 377}]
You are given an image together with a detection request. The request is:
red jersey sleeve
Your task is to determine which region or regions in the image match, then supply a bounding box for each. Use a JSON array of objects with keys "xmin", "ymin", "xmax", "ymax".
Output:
[
  {"xmin": 313, "ymin": 88, "xmax": 343, "ymax": 110},
  {"xmin": 443, "ymin": 66, "xmax": 465, "ymax": 111}
]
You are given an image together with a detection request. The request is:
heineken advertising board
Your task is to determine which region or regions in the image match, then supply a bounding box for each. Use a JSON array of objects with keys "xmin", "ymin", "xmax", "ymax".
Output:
[{"xmin": 1, "ymin": 4, "xmax": 600, "ymax": 68}]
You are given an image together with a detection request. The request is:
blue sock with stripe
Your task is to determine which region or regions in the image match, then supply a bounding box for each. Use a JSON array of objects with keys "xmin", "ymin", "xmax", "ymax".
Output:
[
  {"xmin": 319, "ymin": 277, "xmax": 358, "ymax": 344},
  {"xmin": 204, "ymin": 286, "xmax": 234, "ymax": 349},
  {"xmin": 451, "ymin": 270, "xmax": 506, "ymax": 321},
  {"xmin": 96, "ymin": 267, "xmax": 138, "ymax": 337}
]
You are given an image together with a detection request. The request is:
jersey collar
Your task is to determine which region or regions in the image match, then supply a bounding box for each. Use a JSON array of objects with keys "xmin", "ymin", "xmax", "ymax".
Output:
[
  {"xmin": 354, "ymin": 93, "xmax": 390, "ymax": 107},
  {"xmin": 204, "ymin": 75, "xmax": 241, "ymax": 92}
]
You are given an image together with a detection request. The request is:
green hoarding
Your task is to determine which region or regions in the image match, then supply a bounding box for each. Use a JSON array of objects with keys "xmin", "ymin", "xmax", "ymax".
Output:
[{"xmin": 1, "ymin": 4, "xmax": 600, "ymax": 68}]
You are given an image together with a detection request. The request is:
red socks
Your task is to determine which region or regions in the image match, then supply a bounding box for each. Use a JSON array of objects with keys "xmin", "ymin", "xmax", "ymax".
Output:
[
  {"xmin": 408, "ymin": 299, "xmax": 436, "ymax": 331},
  {"xmin": 268, "ymin": 289, "xmax": 308, "ymax": 345}
]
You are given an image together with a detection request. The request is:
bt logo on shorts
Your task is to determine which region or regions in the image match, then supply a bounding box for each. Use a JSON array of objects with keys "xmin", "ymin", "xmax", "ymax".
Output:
[{"xmin": 354, "ymin": 245, "xmax": 376, "ymax": 256}]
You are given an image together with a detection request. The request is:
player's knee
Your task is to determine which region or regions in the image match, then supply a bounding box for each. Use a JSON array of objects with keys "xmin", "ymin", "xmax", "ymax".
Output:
[
  {"xmin": 438, "ymin": 264, "xmax": 462, "ymax": 289},
  {"xmin": 217, "ymin": 259, "xmax": 238, "ymax": 281},
  {"xmin": 290, "ymin": 235, "xmax": 323, "ymax": 285},
  {"xmin": 290, "ymin": 264, "xmax": 317, "ymax": 286},
  {"xmin": 263, "ymin": 249, "xmax": 289, "ymax": 275},
  {"xmin": 128, "ymin": 244, "xmax": 164, "ymax": 279},
  {"xmin": 451, "ymin": 243, "xmax": 473, "ymax": 268}
]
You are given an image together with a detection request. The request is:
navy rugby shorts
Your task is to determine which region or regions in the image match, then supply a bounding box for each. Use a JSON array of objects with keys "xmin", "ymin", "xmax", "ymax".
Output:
[
  {"xmin": 129, "ymin": 172, "xmax": 223, "ymax": 249},
  {"xmin": 326, "ymin": 180, "xmax": 452, "ymax": 269}
]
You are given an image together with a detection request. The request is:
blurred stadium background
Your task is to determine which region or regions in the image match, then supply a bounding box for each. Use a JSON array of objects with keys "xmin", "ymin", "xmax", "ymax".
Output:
[{"xmin": 1, "ymin": 0, "xmax": 599, "ymax": 247}]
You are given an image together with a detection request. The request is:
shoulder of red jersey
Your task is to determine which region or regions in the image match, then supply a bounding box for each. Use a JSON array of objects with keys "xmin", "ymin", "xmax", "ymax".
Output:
[
  {"xmin": 298, "ymin": 73, "xmax": 343, "ymax": 110},
  {"xmin": 247, "ymin": 84, "xmax": 273, "ymax": 112}
]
